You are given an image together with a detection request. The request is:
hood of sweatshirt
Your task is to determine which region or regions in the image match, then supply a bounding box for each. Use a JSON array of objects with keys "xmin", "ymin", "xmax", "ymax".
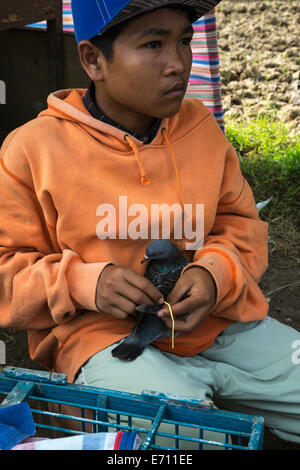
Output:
[
  {"xmin": 37, "ymin": 87, "xmax": 214, "ymax": 211},
  {"xmin": 38, "ymin": 88, "xmax": 210, "ymax": 150}
]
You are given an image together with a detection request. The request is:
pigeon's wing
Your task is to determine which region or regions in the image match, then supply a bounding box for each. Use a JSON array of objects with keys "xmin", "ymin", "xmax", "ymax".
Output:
[
  {"xmin": 135, "ymin": 267, "xmax": 183, "ymax": 314},
  {"xmin": 135, "ymin": 304, "xmax": 162, "ymax": 314},
  {"xmin": 112, "ymin": 251, "xmax": 189, "ymax": 362},
  {"xmin": 152, "ymin": 266, "xmax": 183, "ymax": 291}
]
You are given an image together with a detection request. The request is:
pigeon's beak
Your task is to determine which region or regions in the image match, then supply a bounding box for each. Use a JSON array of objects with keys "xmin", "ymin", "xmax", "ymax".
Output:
[{"xmin": 141, "ymin": 255, "xmax": 149, "ymax": 264}]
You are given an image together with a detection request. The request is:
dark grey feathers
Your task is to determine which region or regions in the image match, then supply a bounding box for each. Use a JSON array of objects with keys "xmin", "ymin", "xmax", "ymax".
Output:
[{"xmin": 111, "ymin": 239, "xmax": 189, "ymax": 361}]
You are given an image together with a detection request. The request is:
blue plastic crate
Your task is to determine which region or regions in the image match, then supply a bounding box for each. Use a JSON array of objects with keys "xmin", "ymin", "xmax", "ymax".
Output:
[{"xmin": 0, "ymin": 366, "xmax": 264, "ymax": 450}]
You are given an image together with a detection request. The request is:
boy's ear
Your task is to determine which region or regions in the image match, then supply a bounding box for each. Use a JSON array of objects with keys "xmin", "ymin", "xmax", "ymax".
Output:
[{"xmin": 78, "ymin": 40, "xmax": 105, "ymax": 81}]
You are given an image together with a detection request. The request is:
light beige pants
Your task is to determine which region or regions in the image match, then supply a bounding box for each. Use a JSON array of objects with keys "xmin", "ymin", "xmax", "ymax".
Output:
[{"xmin": 76, "ymin": 317, "xmax": 300, "ymax": 446}]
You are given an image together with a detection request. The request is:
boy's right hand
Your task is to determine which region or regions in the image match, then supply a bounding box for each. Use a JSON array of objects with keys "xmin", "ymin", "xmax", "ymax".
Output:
[{"xmin": 95, "ymin": 265, "xmax": 164, "ymax": 319}]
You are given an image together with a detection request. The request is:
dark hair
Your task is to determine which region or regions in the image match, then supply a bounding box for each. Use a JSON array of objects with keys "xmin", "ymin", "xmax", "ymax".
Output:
[
  {"xmin": 89, "ymin": 22, "xmax": 126, "ymax": 62},
  {"xmin": 90, "ymin": 5, "xmax": 194, "ymax": 62}
]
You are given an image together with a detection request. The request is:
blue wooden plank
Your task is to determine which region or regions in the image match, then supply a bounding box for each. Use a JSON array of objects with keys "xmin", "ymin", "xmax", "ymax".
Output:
[
  {"xmin": 32, "ymin": 407, "xmax": 150, "ymax": 435},
  {"xmin": 94, "ymin": 395, "xmax": 108, "ymax": 433},
  {"xmin": 248, "ymin": 416, "xmax": 264, "ymax": 450},
  {"xmin": 3, "ymin": 366, "xmax": 67, "ymax": 384},
  {"xmin": 141, "ymin": 404, "xmax": 167, "ymax": 450},
  {"xmin": 0, "ymin": 381, "xmax": 35, "ymax": 407},
  {"xmin": 142, "ymin": 390, "xmax": 214, "ymax": 410}
]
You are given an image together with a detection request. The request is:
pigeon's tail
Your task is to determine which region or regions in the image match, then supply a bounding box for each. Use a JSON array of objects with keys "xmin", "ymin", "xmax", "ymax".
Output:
[
  {"xmin": 111, "ymin": 338, "xmax": 144, "ymax": 361},
  {"xmin": 112, "ymin": 306, "xmax": 170, "ymax": 361}
]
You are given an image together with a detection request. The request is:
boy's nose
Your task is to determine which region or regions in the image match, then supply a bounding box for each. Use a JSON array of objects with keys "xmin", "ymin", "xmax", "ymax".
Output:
[{"xmin": 163, "ymin": 47, "xmax": 190, "ymax": 76}]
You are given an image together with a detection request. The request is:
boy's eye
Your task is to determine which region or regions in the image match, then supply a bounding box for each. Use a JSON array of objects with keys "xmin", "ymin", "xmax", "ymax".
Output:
[
  {"xmin": 181, "ymin": 37, "xmax": 193, "ymax": 46},
  {"xmin": 145, "ymin": 41, "xmax": 161, "ymax": 49},
  {"xmin": 144, "ymin": 37, "xmax": 192, "ymax": 49}
]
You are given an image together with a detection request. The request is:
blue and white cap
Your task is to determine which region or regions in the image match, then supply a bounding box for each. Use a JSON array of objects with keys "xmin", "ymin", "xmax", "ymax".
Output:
[{"xmin": 71, "ymin": 0, "xmax": 223, "ymax": 43}]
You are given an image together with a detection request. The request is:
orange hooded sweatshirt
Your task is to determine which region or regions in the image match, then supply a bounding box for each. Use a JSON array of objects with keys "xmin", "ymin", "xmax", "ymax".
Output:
[{"xmin": 0, "ymin": 89, "xmax": 269, "ymax": 382}]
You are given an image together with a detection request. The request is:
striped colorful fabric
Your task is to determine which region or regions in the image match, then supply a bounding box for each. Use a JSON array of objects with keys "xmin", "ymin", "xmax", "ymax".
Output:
[
  {"xmin": 11, "ymin": 431, "xmax": 142, "ymax": 450},
  {"xmin": 187, "ymin": 9, "xmax": 225, "ymax": 131},
  {"xmin": 26, "ymin": 1, "xmax": 224, "ymax": 130},
  {"xmin": 61, "ymin": 0, "xmax": 75, "ymax": 32},
  {"xmin": 26, "ymin": 0, "xmax": 75, "ymax": 32}
]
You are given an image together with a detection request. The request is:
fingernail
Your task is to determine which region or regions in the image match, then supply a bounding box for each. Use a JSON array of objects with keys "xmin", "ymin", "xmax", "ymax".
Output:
[
  {"xmin": 157, "ymin": 310, "xmax": 165, "ymax": 317},
  {"xmin": 158, "ymin": 297, "xmax": 164, "ymax": 304}
]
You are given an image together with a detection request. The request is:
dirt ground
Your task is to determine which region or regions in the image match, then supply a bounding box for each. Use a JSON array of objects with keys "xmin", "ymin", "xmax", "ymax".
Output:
[{"xmin": 217, "ymin": 0, "xmax": 300, "ymax": 136}]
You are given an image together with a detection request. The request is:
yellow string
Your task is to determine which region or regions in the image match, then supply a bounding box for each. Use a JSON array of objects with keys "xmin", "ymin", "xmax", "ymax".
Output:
[{"xmin": 163, "ymin": 301, "xmax": 175, "ymax": 349}]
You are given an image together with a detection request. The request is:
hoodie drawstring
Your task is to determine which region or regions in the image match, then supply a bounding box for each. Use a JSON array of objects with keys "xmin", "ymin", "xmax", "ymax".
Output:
[
  {"xmin": 124, "ymin": 134, "xmax": 150, "ymax": 186},
  {"xmin": 161, "ymin": 128, "xmax": 185, "ymax": 212},
  {"xmin": 124, "ymin": 131, "xmax": 185, "ymax": 215}
]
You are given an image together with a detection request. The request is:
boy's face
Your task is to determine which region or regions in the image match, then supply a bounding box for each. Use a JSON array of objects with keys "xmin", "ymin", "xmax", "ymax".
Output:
[{"xmin": 92, "ymin": 7, "xmax": 194, "ymax": 133}]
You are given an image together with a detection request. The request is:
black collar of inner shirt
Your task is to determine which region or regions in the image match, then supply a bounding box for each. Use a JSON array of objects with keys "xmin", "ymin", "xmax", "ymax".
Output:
[{"xmin": 83, "ymin": 81, "xmax": 162, "ymax": 144}]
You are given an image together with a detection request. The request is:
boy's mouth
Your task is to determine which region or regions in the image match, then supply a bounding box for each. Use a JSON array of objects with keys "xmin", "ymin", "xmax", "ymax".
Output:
[{"xmin": 165, "ymin": 81, "xmax": 186, "ymax": 97}]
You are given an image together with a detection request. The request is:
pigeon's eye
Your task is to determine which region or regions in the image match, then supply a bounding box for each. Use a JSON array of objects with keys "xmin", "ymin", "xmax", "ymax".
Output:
[{"xmin": 154, "ymin": 252, "xmax": 161, "ymax": 256}]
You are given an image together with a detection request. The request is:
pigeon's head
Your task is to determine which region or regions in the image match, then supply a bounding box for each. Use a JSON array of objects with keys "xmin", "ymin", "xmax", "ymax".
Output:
[{"xmin": 141, "ymin": 239, "xmax": 180, "ymax": 264}]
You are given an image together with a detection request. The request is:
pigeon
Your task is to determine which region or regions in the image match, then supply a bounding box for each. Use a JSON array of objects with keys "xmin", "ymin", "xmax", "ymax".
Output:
[{"xmin": 111, "ymin": 239, "xmax": 189, "ymax": 361}]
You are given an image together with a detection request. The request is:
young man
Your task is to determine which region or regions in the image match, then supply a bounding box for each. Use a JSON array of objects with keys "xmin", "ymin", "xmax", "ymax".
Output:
[{"xmin": 0, "ymin": 0, "xmax": 299, "ymax": 444}]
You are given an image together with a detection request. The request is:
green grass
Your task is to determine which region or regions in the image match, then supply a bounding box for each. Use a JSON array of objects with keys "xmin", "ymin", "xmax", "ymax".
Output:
[{"xmin": 225, "ymin": 114, "xmax": 300, "ymax": 223}]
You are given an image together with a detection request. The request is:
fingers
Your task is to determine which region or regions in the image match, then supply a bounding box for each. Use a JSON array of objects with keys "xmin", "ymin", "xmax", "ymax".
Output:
[
  {"xmin": 116, "ymin": 284, "xmax": 158, "ymax": 312},
  {"xmin": 103, "ymin": 303, "xmax": 130, "ymax": 320},
  {"xmin": 164, "ymin": 281, "xmax": 190, "ymax": 309},
  {"xmin": 96, "ymin": 265, "xmax": 164, "ymax": 318},
  {"xmin": 156, "ymin": 276, "xmax": 194, "ymax": 318},
  {"xmin": 162, "ymin": 308, "xmax": 209, "ymax": 332},
  {"xmin": 161, "ymin": 295, "xmax": 200, "ymax": 317},
  {"xmin": 126, "ymin": 268, "xmax": 164, "ymax": 304},
  {"xmin": 158, "ymin": 295, "xmax": 205, "ymax": 332},
  {"xmin": 159, "ymin": 293, "xmax": 213, "ymax": 332},
  {"xmin": 156, "ymin": 268, "xmax": 217, "ymax": 333}
]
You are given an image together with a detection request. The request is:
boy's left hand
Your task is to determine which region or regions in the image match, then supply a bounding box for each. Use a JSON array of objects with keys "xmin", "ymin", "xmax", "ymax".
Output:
[{"xmin": 157, "ymin": 267, "xmax": 217, "ymax": 333}]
